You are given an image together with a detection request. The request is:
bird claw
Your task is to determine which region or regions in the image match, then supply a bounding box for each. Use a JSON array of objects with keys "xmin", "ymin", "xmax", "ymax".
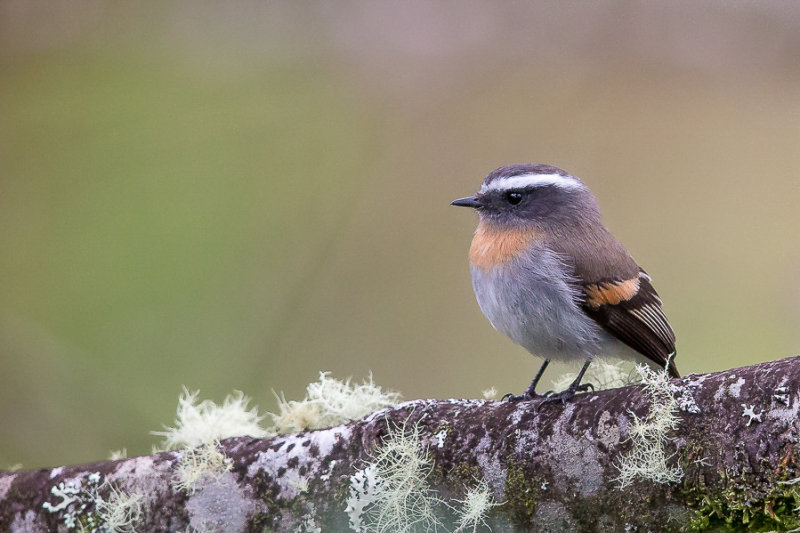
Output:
[
  {"xmin": 542, "ymin": 389, "xmax": 576, "ymax": 405},
  {"xmin": 502, "ymin": 391, "xmax": 546, "ymax": 402},
  {"xmin": 502, "ymin": 368, "xmax": 594, "ymax": 405},
  {"xmin": 541, "ymin": 382, "xmax": 595, "ymax": 405},
  {"xmin": 502, "ymin": 392, "xmax": 529, "ymax": 402}
]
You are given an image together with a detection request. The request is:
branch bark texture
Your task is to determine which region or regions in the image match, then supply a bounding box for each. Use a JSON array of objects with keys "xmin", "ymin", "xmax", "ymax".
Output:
[{"xmin": 2, "ymin": 357, "xmax": 800, "ymax": 532}]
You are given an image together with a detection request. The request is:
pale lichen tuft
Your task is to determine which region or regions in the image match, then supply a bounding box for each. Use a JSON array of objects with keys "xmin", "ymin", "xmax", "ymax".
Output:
[
  {"xmin": 551, "ymin": 358, "xmax": 641, "ymax": 392},
  {"xmin": 270, "ymin": 372, "xmax": 400, "ymax": 434},
  {"xmin": 153, "ymin": 387, "xmax": 270, "ymax": 450},
  {"xmin": 173, "ymin": 441, "xmax": 233, "ymax": 494},
  {"xmin": 346, "ymin": 419, "xmax": 442, "ymax": 533},
  {"xmin": 94, "ymin": 482, "xmax": 143, "ymax": 533},
  {"xmin": 481, "ymin": 387, "xmax": 499, "ymax": 400},
  {"xmin": 452, "ymin": 478, "xmax": 500, "ymax": 533},
  {"xmin": 615, "ymin": 363, "xmax": 683, "ymax": 488},
  {"xmin": 108, "ymin": 449, "xmax": 128, "ymax": 461}
]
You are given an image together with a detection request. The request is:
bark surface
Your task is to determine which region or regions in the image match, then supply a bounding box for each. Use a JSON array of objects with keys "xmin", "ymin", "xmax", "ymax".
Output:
[{"xmin": 2, "ymin": 357, "xmax": 799, "ymax": 532}]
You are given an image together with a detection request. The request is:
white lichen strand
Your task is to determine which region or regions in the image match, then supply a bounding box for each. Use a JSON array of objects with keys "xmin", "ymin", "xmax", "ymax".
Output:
[
  {"xmin": 270, "ymin": 372, "xmax": 401, "ymax": 434},
  {"xmin": 346, "ymin": 420, "xmax": 442, "ymax": 533},
  {"xmin": 615, "ymin": 364, "xmax": 683, "ymax": 488},
  {"xmin": 108, "ymin": 449, "xmax": 128, "ymax": 461},
  {"xmin": 174, "ymin": 442, "xmax": 233, "ymax": 494},
  {"xmin": 153, "ymin": 387, "xmax": 270, "ymax": 450},
  {"xmin": 481, "ymin": 387, "xmax": 498, "ymax": 400},
  {"xmin": 452, "ymin": 478, "xmax": 500, "ymax": 533},
  {"xmin": 93, "ymin": 483, "xmax": 143, "ymax": 533}
]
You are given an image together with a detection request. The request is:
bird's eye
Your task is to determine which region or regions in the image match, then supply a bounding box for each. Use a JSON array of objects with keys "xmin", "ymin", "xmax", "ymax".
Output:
[{"xmin": 505, "ymin": 191, "xmax": 523, "ymax": 205}]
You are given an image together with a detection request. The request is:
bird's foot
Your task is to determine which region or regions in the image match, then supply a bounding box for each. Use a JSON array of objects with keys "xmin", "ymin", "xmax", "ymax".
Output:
[
  {"xmin": 541, "ymin": 382, "xmax": 595, "ymax": 405},
  {"xmin": 501, "ymin": 390, "xmax": 547, "ymax": 402},
  {"xmin": 502, "ymin": 361, "xmax": 552, "ymax": 402}
]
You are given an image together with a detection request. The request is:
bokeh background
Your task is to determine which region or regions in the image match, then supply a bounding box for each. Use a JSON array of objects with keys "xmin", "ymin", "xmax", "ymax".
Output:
[{"xmin": 1, "ymin": 1, "xmax": 799, "ymax": 468}]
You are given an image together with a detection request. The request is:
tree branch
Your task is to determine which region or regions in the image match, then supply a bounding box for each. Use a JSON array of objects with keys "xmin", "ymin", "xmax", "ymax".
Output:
[{"xmin": 2, "ymin": 356, "xmax": 799, "ymax": 532}]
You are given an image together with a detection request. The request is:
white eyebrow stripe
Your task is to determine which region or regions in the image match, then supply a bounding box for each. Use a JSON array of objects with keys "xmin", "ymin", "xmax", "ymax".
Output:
[{"xmin": 480, "ymin": 173, "xmax": 584, "ymax": 194}]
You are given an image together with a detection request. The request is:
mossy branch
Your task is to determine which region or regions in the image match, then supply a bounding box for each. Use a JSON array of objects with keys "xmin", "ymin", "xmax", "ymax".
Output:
[{"xmin": 2, "ymin": 357, "xmax": 800, "ymax": 532}]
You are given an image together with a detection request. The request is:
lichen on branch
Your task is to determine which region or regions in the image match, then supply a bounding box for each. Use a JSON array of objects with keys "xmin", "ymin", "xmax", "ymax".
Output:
[{"xmin": 2, "ymin": 357, "xmax": 800, "ymax": 532}]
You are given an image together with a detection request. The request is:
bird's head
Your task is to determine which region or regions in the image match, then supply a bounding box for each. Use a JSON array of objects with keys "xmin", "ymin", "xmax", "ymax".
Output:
[{"xmin": 451, "ymin": 164, "xmax": 601, "ymax": 230}]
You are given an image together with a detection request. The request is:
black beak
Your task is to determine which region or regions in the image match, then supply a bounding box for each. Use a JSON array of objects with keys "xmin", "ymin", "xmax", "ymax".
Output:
[{"xmin": 450, "ymin": 195, "xmax": 482, "ymax": 208}]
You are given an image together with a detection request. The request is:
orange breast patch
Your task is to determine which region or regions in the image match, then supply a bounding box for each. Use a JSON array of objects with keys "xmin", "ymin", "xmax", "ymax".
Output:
[
  {"xmin": 469, "ymin": 222, "xmax": 540, "ymax": 270},
  {"xmin": 584, "ymin": 278, "xmax": 640, "ymax": 308}
]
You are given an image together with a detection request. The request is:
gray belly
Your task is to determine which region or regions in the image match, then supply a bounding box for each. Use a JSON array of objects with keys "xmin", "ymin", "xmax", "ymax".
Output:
[{"xmin": 470, "ymin": 246, "xmax": 602, "ymax": 361}]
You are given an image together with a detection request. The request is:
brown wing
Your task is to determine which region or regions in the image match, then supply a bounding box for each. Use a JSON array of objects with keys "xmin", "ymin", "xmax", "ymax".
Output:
[
  {"xmin": 580, "ymin": 272, "xmax": 679, "ymax": 377},
  {"xmin": 548, "ymin": 225, "xmax": 678, "ymax": 377}
]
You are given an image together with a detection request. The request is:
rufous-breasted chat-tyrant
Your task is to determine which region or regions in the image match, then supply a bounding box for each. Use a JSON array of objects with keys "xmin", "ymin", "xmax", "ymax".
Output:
[{"xmin": 452, "ymin": 164, "xmax": 677, "ymax": 402}]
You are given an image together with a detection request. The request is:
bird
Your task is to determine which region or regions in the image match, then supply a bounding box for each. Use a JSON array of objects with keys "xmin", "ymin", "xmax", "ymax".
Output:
[{"xmin": 451, "ymin": 163, "xmax": 677, "ymax": 402}]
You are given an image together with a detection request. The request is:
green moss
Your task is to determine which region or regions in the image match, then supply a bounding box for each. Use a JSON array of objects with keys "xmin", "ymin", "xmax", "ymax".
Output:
[
  {"xmin": 247, "ymin": 513, "xmax": 275, "ymax": 533},
  {"xmin": 686, "ymin": 472, "xmax": 800, "ymax": 532},
  {"xmin": 448, "ymin": 462, "xmax": 484, "ymax": 489},
  {"xmin": 429, "ymin": 464, "xmax": 445, "ymax": 487},
  {"xmin": 286, "ymin": 494, "xmax": 312, "ymax": 518},
  {"xmin": 72, "ymin": 512, "xmax": 102, "ymax": 531},
  {"xmin": 672, "ymin": 421, "xmax": 800, "ymax": 531},
  {"xmin": 333, "ymin": 476, "xmax": 351, "ymax": 506},
  {"xmin": 503, "ymin": 462, "xmax": 542, "ymax": 525},
  {"xmin": 248, "ymin": 473, "xmax": 282, "ymax": 529}
]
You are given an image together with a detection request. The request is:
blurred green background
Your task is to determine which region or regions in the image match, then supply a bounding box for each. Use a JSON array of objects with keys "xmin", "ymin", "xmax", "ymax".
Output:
[{"xmin": 1, "ymin": 1, "xmax": 799, "ymax": 468}]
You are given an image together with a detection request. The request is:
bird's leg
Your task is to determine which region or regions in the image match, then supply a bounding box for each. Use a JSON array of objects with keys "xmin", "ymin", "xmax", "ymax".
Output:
[
  {"xmin": 503, "ymin": 359, "xmax": 550, "ymax": 401},
  {"xmin": 542, "ymin": 359, "xmax": 595, "ymax": 404},
  {"xmin": 524, "ymin": 359, "xmax": 550, "ymax": 396}
]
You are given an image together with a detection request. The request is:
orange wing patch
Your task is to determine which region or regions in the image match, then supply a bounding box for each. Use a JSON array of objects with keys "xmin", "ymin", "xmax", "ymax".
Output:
[
  {"xmin": 469, "ymin": 221, "xmax": 540, "ymax": 270},
  {"xmin": 584, "ymin": 278, "xmax": 640, "ymax": 309}
]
